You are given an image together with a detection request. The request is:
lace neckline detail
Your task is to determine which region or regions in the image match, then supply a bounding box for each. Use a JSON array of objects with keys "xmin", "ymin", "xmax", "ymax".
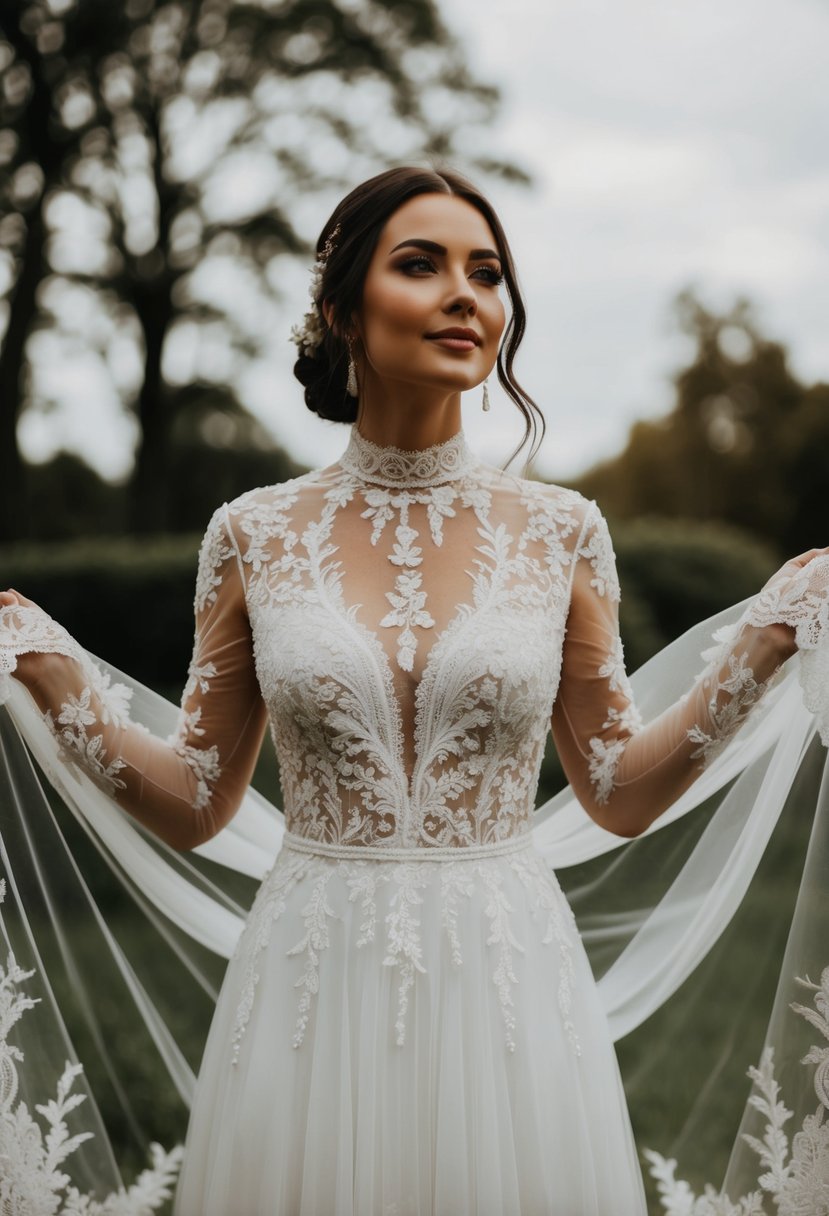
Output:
[{"xmin": 339, "ymin": 426, "xmax": 476, "ymax": 488}]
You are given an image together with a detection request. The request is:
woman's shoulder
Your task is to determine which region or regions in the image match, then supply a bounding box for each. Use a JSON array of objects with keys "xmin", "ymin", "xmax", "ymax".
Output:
[
  {"xmin": 483, "ymin": 462, "xmax": 597, "ymax": 525},
  {"xmin": 224, "ymin": 467, "xmax": 325, "ymax": 517},
  {"xmin": 195, "ymin": 469, "xmax": 324, "ymax": 554}
]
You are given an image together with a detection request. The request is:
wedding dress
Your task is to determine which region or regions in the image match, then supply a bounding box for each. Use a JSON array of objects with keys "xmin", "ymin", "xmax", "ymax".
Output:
[{"xmin": 2, "ymin": 426, "xmax": 829, "ymax": 1215}]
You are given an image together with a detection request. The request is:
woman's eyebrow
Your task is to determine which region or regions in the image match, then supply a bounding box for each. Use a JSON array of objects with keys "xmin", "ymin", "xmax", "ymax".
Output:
[{"xmin": 388, "ymin": 238, "xmax": 501, "ymax": 262}]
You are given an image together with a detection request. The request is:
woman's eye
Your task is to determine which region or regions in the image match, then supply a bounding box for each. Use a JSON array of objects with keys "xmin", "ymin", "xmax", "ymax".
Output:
[
  {"xmin": 396, "ymin": 256, "xmax": 503, "ymax": 285},
  {"xmin": 399, "ymin": 255, "xmax": 437, "ymax": 275},
  {"xmin": 473, "ymin": 265, "xmax": 504, "ymax": 286}
]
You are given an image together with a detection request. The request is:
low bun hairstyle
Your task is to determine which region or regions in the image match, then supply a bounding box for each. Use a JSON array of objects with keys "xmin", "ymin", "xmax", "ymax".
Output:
[{"xmin": 292, "ymin": 165, "xmax": 545, "ymax": 463}]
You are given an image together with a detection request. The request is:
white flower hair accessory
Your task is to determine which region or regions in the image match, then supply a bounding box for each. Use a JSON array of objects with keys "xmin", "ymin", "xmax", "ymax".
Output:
[{"xmin": 290, "ymin": 223, "xmax": 341, "ymax": 357}]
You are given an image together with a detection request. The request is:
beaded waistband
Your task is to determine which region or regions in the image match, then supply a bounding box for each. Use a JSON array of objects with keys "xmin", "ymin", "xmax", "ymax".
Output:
[{"xmin": 281, "ymin": 830, "xmax": 534, "ymax": 862}]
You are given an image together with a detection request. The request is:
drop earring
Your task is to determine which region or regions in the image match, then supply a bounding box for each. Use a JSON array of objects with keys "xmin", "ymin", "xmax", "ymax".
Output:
[
  {"xmin": 482, "ymin": 378, "xmax": 491, "ymax": 412},
  {"xmin": 346, "ymin": 339, "xmax": 358, "ymax": 398}
]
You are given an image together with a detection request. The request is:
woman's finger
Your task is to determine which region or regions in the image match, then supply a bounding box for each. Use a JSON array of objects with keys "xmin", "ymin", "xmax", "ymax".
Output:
[
  {"xmin": 774, "ymin": 548, "xmax": 829, "ymax": 578},
  {"xmin": 0, "ymin": 588, "xmax": 40, "ymax": 609},
  {"xmin": 790, "ymin": 547, "xmax": 829, "ymax": 566}
]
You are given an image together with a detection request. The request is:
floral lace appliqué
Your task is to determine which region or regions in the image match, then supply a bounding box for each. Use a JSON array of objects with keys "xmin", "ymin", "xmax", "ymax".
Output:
[
  {"xmin": 194, "ymin": 506, "xmax": 238, "ymax": 613},
  {"xmin": 230, "ymin": 851, "xmax": 313, "ymax": 1064},
  {"xmin": 587, "ymin": 736, "xmax": 629, "ymax": 807},
  {"xmin": 578, "ymin": 506, "xmax": 621, "ymax": 603},
  {"xmin": 512, "ymin": 849, "xmax": 582, "ymax": 1055},
  {"xmin": 0, "ymin": 880, "xmax": 182, "ymax": 1213},
  {"xmin": 44, "ymin": 665, "xmax": 136, "ymax": 798},
  {"xmin": 228, "ymin": 844, "xmax": 580, "ymax": 1063},
  {"xmin": 361, "ymin": 487, "xmax": 460, "ymax": 673},
  {"xmin": 687, "ymin": 647, "xmax": 767, "ymax": 768},
  {"xmin": 383, "ymin": 862, "xmax": 430, "ymax": 1045},
  {"xmin": 645, "ymin": 964, "xmax": 829, "ymax": 1215}
]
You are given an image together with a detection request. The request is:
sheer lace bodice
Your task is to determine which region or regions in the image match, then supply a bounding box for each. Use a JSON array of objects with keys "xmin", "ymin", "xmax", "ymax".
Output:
[
  {"xmin": 1, "ymin": 424, "xmax": 812, "ymax": 853},
  {"xmin": 237, "ymin": 428, "xmax": 577, "ymax": 850}
]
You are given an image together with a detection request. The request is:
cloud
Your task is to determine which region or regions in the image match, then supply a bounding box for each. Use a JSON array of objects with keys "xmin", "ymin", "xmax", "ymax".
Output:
[{"xmin": 429, "ymin": 0, "xmax": 829, "ymax": 480}]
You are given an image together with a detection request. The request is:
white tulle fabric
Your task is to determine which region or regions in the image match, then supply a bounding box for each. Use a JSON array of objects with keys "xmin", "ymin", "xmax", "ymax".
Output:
[{"xmin": 1, "ymin": 425, "xmax": 829, "ymax": 1214}]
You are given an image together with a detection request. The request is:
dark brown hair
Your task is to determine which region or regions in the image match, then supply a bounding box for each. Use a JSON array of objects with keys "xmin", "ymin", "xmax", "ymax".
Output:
[{"xmin": 292, "ymin": 165, "xmax": 545, "ymax": 464}]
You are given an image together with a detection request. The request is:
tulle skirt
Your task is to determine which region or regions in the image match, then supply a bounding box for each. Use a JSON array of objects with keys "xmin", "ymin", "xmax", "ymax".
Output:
[{"xmin": 174, "ymin": 834, "xmax": 647, "ymax": 1215}]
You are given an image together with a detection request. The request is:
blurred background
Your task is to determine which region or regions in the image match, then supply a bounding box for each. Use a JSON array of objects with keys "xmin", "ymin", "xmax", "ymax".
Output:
[{"xmin": 0, "ymin": 0, "xmax": 827, "ymax": 1208}]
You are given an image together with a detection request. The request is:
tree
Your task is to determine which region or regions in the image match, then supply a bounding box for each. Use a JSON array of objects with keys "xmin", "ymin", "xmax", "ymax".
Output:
[
  {"xmin": 575, "ymin": 289, "xmax": 828, "ymax": 554},
  {"xmin": 0, "ymin": 1, "xmax": 134, "ymax": 539},
  {"xmin": 779, "ymin": 382, "xmax": 829, "ymax": 552},
  {"xmin": 0, "ymin": 0, "xmax": 526, "ymax": 539}
]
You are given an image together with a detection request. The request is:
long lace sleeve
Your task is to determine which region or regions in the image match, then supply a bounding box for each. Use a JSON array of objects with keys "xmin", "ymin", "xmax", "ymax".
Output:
[
  {"xmin": 0, "ymin": 505, "xmax": 267, "ymax": 849},
  {"xmin": 551, "ymin": 505, "xmax": 820, "ymax": 837}
]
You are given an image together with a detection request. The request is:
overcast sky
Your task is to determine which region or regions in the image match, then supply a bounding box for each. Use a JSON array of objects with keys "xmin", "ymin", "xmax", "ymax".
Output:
[
  {"xmin": 19, "ymin": 0, "xmax": 829, "ymax": 485},
  {"xmin": 439, "ymin": 0, "xmax": 829, "ymax": 480}
]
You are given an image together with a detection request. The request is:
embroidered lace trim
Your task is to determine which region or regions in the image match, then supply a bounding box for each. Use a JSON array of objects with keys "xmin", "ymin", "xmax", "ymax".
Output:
[
  {"xmin": 744, "ymin": 553, "xmax": 829, "ymax": 746},
  {"xmin": 339, "ymin": 425, "xmax": 476, "ymax": 488},
  {"xmin": 282, "ymin": 829, "xmax": 534, "ymax": 860},
  {"xmin": 0, "ymin": 605, "xmax": 85, "ymax": 705}
]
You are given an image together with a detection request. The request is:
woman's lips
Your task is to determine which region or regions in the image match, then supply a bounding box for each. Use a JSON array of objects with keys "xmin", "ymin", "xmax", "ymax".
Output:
[
  {"xmin": 426, "ymin": 336, "xmax": 479, "ymax": 351},
  {"xmin": 424, "ymin": 327, "xmax": 481, "ymax": 352}
]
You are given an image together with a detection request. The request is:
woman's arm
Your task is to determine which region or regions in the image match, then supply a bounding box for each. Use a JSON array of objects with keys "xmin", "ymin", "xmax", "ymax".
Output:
[
  {"xmin": 552, "ymin": 505, "xmax": 828, "ymax": 838},
  {"xmin": 0, "ymin": 506, "xmax": 267, "ymax": 850}
]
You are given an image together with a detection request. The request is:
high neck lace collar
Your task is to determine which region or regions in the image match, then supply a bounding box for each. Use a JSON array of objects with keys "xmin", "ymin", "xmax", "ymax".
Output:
[{"xmin": 339, "ymin": 426, "xmax": 476, "ymax": 489}]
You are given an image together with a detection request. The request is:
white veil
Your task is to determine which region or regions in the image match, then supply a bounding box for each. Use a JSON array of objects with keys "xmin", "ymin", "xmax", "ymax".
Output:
[{"xmin": 1, "ymin": 595, "xmax": 828, "ymax": 1210}]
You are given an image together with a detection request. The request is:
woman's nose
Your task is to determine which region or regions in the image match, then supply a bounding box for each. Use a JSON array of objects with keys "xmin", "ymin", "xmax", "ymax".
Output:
[
  {"xmin": 440, "ymin": 260, "xmax": 477, "ymax": 315},
  {"xmin": 445, "ymin": 284, "xmax": 477, "ymax": 316}
]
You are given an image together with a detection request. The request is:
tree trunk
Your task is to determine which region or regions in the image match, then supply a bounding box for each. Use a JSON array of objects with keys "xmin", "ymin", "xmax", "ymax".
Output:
[
  {"xmin": 127, "ymin": 96, "xmax": 178, "ymax": 536},
  {"xmin": 0, "ymin": 7, "xmax": 60, "ymax": 544},
  {"xmin": 128, "ymin": 275, "xmax": 174, "ymax": 534},
  {"xmin": 0, "ymin": 204, "xmax": 45, "ymax": 543}
]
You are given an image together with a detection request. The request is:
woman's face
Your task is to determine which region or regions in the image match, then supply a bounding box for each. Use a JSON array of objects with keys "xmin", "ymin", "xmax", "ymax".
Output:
[{"xmin": 352, "ymin": 192, "xmax": 506, "ymax": 398}]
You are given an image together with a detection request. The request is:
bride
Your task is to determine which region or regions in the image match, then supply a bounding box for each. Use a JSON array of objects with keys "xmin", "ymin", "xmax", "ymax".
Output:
[{"xmin": 2, "ymin": 165, "xmax": 829, "ymax": 1214}]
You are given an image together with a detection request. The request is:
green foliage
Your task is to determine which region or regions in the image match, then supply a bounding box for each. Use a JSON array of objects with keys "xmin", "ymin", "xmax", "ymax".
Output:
[
  {"xmin": 166, "ymin": 386, "xmax": 308, "ymax": 531},
  {"xmin": 26, "ymin": 454, "xmax": 129, "ymax": 540},
  {"xmin": 0, "ymin": 534, "xmax": 201, "ymax": 684},
  {"xmin": 613, "ymin": 516, "xmax": 779, "ymax": 656},
  {"xmin": 18, "ymin": 430, "xmax": 308, "ymax": 540},
  {"xmin": 780, "ymin": 383, "xmax": 829, "ymax": 552}
]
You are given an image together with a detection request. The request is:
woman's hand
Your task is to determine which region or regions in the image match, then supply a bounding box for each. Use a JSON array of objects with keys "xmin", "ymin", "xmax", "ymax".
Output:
[
  {"xmin": 754, "ymin": 546, "xmax": 829, "ymax": 661},
  {"xmin": 0, "ymin": 588, "xmax": 64, "ymax": 694}
]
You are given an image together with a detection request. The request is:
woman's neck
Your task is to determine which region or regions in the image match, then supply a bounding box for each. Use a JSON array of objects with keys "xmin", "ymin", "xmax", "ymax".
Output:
[{"xmin": 354, "ymin": 386, "xmax": 463, "ymax": 452}]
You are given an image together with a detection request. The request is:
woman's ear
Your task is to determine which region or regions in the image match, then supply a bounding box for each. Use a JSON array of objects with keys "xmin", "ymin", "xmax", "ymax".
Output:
[{"xmin": 323, "ymin": 298, "xmax": 362, "ymax": 347}]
